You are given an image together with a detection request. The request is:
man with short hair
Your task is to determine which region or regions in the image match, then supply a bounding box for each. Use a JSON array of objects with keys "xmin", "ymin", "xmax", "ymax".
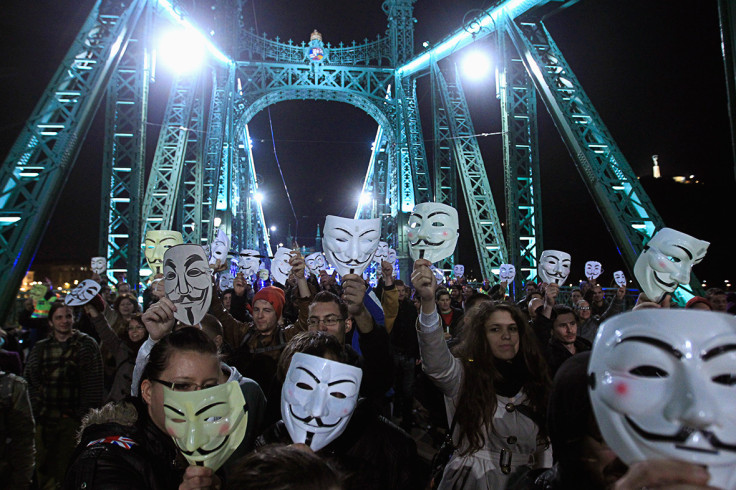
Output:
[
  {"xmin": 545, "ymin": 305, "xmax": 591, "ymax": 376},
  {"xmin": 435, "ymin": 288, "xmax": 463, "ymax": 341},
  {"xmin": 569, "ymin": 288, "xmax": 582, "ymax": 307},
  {"xmin": 24, "ymin": 302, "xmax": 103, "ymax": 489},
  {"xmin": 706, "ymin": 287, "xmax": 728, "ymax": 313},
  {"xmin": 574, "ymin": 299, "xmax": 599, "ymax": 343}
]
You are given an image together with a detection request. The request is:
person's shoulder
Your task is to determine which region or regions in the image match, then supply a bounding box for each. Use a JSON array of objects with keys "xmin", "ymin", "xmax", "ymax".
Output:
[
  {"xmin": 75, "ymin": 330, "xmax": 101, "ymax": 348},
  {"xmin": 0, "ymin": 370, "xmax": 27, "ymax": 386}
]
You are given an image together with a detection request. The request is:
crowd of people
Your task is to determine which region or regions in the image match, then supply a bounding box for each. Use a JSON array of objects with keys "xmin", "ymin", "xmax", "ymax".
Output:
[{"xmin": 1, "ymin": 247, "xmax": 735, "ymax": 490}]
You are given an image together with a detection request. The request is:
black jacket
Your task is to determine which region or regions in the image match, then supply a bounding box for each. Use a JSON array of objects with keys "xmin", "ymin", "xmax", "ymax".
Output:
[
  {"xmin": 257, "ymin": 398, "xmax": 420, "ymax": 490},
  {"xmin": 64, "ymin": 398, "xmax": 187, "ymax": 490},
  {"xmin": 545, "ymin": 337, "xmax": 591, "ymax": 378},
  {"xmin": 390, "ymin": 299, "xmax": 419, "ymax": 358}
]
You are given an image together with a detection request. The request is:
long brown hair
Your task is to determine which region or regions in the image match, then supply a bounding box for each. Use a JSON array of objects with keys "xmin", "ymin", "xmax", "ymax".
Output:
[{"xmin": 454, "ymin": 302, "xmax": 551, "ymax": 455}]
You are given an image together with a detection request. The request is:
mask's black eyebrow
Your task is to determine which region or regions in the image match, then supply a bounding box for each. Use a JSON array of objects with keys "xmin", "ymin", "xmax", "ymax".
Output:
[
  {"xmin": 185, "ymin": 254, "xmax": 205, "ymax": 269},
  {"xmin": 410, "ymin": 213, "xmax": 424, "ymax": 220},
  {"xmin": 674, "ymin": 244, "xmax": 693, "ymax": 260},
  {"xmin": 702, "ymin": 344, "xmax": 736, "ymax": 361},
  {"xmin": 618, "ymin": 336, "xmax": 683, "ymax": 359},
  {"xmin": 164, "ymin": 404, "xmax": 185, "ymax": 416},
  {"xmin": 427, "ymin": 211, "xmax": 450, "ymax": 219},
  {"xmin": 328, "ymin": 379, "xmax": 356, "ymax": 386},
  {"xmin": 333, "ymin": 227, "xmax": 354, "ymax": 237},
  {"xmin": 196, "ymin": 402, "xmax": 225, "ymax": 416},
  {"xmin": 296, "ymin": 366, "xmax": 320, "ymax": 384},
  {"xmin": 164, "ymin": 258, "xmax": 176, "ymax": 270}
]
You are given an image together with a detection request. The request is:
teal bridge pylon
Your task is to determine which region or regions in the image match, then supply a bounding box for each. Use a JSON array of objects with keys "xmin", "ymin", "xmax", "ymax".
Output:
[{"xmin": 0, "ymin": 0, "xmax": 705, "ymax": 319}]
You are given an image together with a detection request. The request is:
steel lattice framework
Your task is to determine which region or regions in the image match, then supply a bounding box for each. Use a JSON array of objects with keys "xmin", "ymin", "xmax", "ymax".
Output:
[
  {"xmin": 99, "ymin": 7, "xmax": 151, "ymax": 288},
  {"xmin": 433, "ymin": 65, "xmax": 508, "ymax": 278},
  {"xmin": 0, "ymin": 0, "xmax": 709, "ymax": 319},
  {"xmin": 499, "ymin": 29, "xmax": 543, "ymax": 295}
]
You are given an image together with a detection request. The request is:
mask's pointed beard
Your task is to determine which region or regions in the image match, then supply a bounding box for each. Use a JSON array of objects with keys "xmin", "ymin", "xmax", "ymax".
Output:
[
  {"xmin": 305, "ymin": 431, "xmax": 315, "ymax": 447},
  {"xmin": 186, "ymin": 307, "xmax": 194, "ymax": 325}
]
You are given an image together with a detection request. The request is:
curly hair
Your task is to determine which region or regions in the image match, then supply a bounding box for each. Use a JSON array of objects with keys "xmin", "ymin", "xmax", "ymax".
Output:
[{"xmin": 453, "ymin": 302, "xmax": 551, "ymax": 455}]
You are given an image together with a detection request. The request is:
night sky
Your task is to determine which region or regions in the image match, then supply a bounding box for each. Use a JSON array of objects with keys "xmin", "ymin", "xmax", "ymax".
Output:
[{"xmin": 1, "ymin": 0, "xmax": 733, "ymax": 286}]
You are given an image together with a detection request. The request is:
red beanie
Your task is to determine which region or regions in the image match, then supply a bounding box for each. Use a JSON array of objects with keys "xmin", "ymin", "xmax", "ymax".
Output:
[{"xmin": 253, "ymin": 286, "xmax": 286, "ymax": 318}]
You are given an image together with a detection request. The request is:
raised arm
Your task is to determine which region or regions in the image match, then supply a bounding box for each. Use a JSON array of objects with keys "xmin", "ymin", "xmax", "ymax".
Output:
[{"xmin": 412, "ymin": 258, "xmax": 463, "ymax": 397}]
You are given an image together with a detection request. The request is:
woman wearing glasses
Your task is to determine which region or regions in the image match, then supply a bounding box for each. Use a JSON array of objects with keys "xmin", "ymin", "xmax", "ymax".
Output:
[
  {"xmin": 64, "ymin": 327, "xmax": 224, "ymax": 489},
  {"xmin": 412, "ymin": 258, "xmax": 551, "ymax": 490}
]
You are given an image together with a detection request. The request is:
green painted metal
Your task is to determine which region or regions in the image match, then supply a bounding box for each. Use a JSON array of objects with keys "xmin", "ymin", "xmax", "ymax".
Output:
[
  {"xmin": 141, "ymin": 72, "xmax": 200, "ymax": 237},
  {"xmin": 199, "ymin": 67, "xmax": 233, "ymax": 247},
  {"xmin": 0, "ymin": 0, "xmax": 147, "ymax": 320},
  {"xmin": 382, "ymin": 0, "xmax": 416, "ymax": 65},
  {"xmin": 505, "ymin": 18, "xmax": 703, "ymax": 302},
  {"xmin": 100, "ymin": 6, "xmax": 151, "ymax": 289},
  {"xmin": 178, "ymin": 81, "xmax": 206, "ymax": 245},
  {"xmin": 498, "ymin": 29, "xmax": 543, "ymax": 295},
  {"xmin": 430, "ymin": 61, "xmax": 458, "ymax": 273},
  {"xmin": 433, "ymin": 65, "xmax": 508, "ymax": 281}
]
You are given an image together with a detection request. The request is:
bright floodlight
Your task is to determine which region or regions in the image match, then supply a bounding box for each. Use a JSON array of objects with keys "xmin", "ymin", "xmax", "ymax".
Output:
[
  {"xmin": 158, "ymin": 29, "xmax": 206, "ymax": 74},
  {"xmin": 461, "ymin": 50, "xmax": 492, "ymax": 81},
  {"xmin": 254, "ymin": 192, "xmax": 264, "ymax": 203},
  {"xmin": 270, "ymin": 225, "xmax": 277, "ymax": 232},
  {"xmin": 359, "ymin": 192, "xmax": 372, "ymax": 206}
]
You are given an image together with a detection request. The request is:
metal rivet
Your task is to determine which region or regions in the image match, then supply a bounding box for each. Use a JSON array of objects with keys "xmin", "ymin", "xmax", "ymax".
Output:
[{"xmin": 505, "ymin": 402, "xmax": 515, "ymax": 413}]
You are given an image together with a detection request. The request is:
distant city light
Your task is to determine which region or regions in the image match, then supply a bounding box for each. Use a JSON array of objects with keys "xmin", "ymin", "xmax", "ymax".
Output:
[{"xmin": 213, "ymin": 217, "xmax": 222, "ymax": 227}]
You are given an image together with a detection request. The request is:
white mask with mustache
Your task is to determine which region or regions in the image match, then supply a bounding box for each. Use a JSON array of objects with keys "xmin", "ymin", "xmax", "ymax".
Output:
[
  {"xmin": 538, "ymin": 250, "xmax": 571, "ymax": 285},
  {"xmin": 270, "ymin": 247, "xmax": 294, "ymax": 285},
  {"xmin": 633, "ymin": 228, "xmax": 709, "ymax": 303},
  {"xmin": 322, "ymin": 216, "xmax": 381, "ymax": 277},
  {"xmin": 163, "ymin": 244, "xmax": 212, "ymax": 326},
  {"xmin": 282, "ymin": 353, "xmax": 362, "ymax": 451},
  {"xmin": 407, "ymin": 202, "xmax": 459, "ymax": 264},
  {"xmin": 589, "ymin": 309, "xmax": 736, "ymax": 489}
]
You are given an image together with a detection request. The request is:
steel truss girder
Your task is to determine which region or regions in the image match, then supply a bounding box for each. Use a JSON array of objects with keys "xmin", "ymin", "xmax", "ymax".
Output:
[
  {"xmin": 0, "ymin": 0, "xmax": 147, "ymax": 319},
  {"xmin": 178, "ymin": 83, "xmax": 206, "ymax": 245},
  {"xmin": 239, "ymin": 29, "xmax": 392, "ymax": 67},
  {"xmin": 202, "ymin": 66, "xmax": 233, "ymax": 245},
  {"xmin": 399, "ymin": 78, "xmax": 432, "ymax": 204},
  {"xmin": 383, "ymin": 0, "xmax": 415, "ymax": 66},
  {"xmin": 506, "ymin": 18, "xmax": 703, "ymax": 301},
  {"xmin": 499, "ymin": 31, "xmax": 543, "ymax": 293},
  {"xmin": 434, "ymin": 65, "xmax": 508, "ymax": 280},
  {"xmin": 431, "ymin": 62, "xmax": 458, "ymax": 272},
  {"xmin": 100, "ymin": 8, "xmax": 150, "ymax": 289},
  {"xmin": 233, "ymin": 125, "xmax": 271, "ymax": 255},
  {"xmin": 141, "ymin": 72, "xmax": 201, "ymax": 236}
]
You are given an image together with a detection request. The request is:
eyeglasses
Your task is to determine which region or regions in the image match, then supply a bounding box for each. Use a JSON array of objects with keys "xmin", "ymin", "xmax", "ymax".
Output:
[
  {"xmin": 307, "ymin": 316, "xmax": 344, "ymax": 327},
  {"xmin": 150, "ymin": 378, "xmax": 219, "ymax": 392},
  {"xmin": 576, "ymin": 306, "xmax": 591, "ymax": 311}
]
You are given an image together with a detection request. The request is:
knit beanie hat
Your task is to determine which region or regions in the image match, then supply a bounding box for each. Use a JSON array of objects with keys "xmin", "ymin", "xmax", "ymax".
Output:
[{"xmin": 253, "ymin": 286, "xmax": 286, "ymax": 318}]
